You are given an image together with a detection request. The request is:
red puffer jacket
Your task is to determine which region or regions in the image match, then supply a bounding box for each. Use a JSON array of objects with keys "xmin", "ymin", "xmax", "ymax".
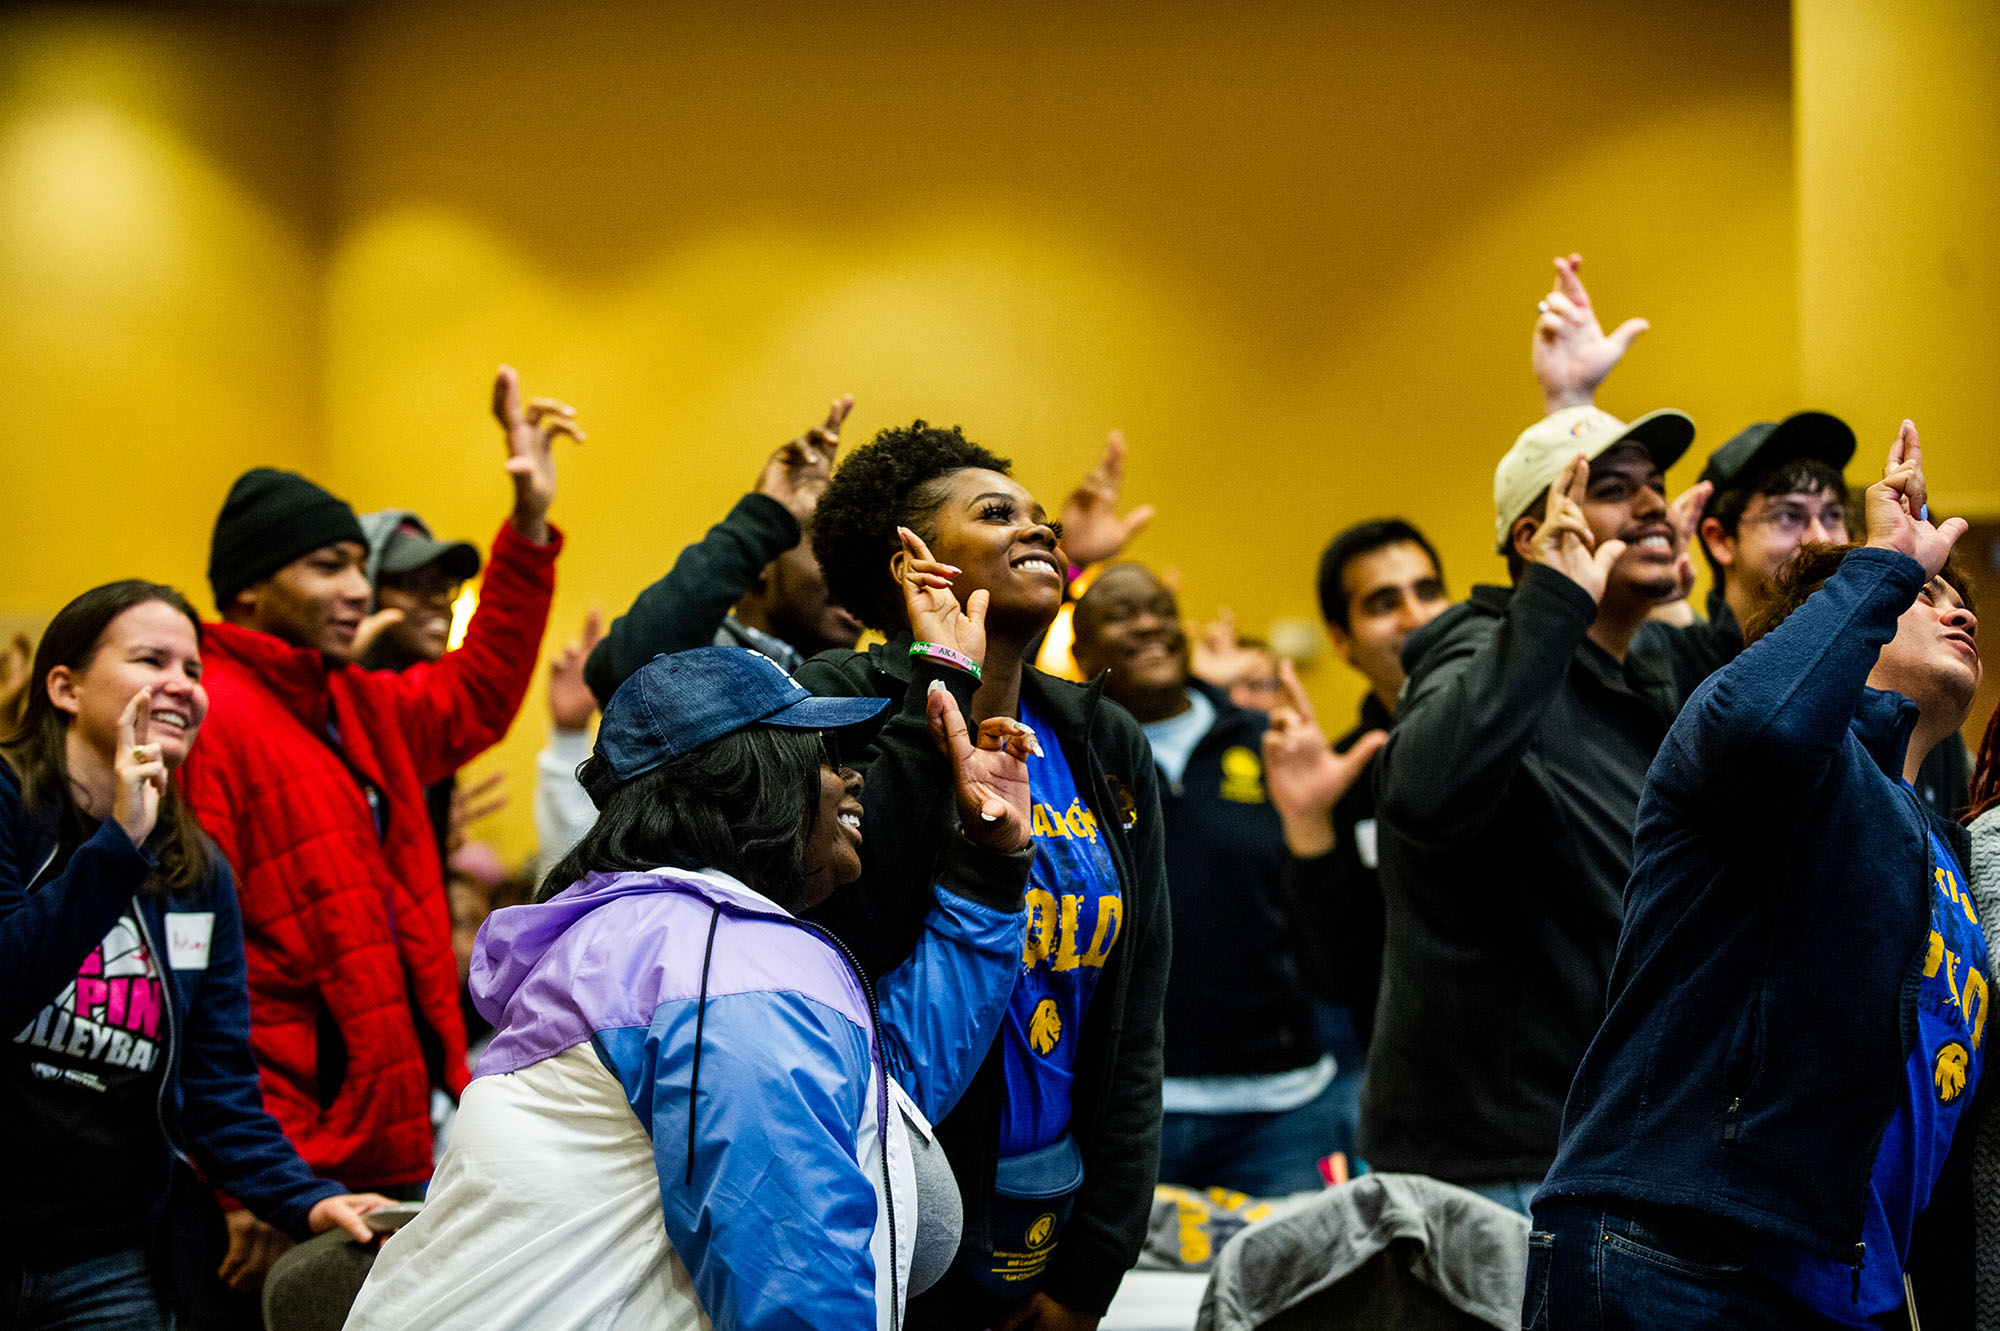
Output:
[{"xmin": 179, "ymin": 521, "xmax": 559, "ymax": 1190}]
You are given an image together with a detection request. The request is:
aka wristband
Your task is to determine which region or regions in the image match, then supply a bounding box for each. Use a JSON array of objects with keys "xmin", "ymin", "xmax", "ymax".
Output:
[{"xmin": 910, "ymin": 640, "xmax": 982, "ymax": 680}]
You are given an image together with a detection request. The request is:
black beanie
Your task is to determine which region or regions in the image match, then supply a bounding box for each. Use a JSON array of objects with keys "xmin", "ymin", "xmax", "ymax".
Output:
[{"xmin": 208, "ymin": 468, "xmax": 366, "ymax": 612}]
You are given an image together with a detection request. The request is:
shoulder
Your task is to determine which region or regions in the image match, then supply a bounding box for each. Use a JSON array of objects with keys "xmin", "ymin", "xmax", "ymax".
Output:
[
  {"xmin": 1401, "ymin": 591, "xmax": 1503, "ymax": 674},
  {"xmin": 796, "ymin": 645, "xmax": 888, "ymax": 698}
]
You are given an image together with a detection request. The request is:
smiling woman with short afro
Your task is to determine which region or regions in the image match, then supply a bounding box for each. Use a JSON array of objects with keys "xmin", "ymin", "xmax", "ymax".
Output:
[{"xmin": 809, "ymin": 421, "xmax": 1010, "ymax": 632}]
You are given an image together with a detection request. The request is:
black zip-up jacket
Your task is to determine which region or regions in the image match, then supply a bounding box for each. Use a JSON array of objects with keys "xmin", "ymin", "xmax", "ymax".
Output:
[
  {"xmin": 797, "ymin": 638, "xmax": 1169, "ymax": 1319},
  {"xmin": 1364, "ymin": 564, "xmax": 1677, "ymax": 1183},
  {"xmin": 585, "ymin": 492, "xmax": 801, "ymax": 705},
  {"xmin": 1156, "ymin": 682, "xmax": 1319, "ymax": 1080},
  {"xmin": 1541, "ymin": 547, "xmax": 1978, "ymax": 1313}
]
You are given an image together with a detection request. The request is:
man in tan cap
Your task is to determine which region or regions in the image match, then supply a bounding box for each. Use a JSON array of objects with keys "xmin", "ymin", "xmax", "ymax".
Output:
[{"xmin": 1362, "ymin": 362, "xmax": 1708, "ymax": 1212}]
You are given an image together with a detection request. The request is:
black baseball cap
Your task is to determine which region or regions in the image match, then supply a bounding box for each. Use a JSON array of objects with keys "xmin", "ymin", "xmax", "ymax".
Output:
[
  {"xmin": 1699, "ymin": 411, "xmax": 1856, "ymax": 503},
  {"xmin": 595, "ymin": 647, "xmax": 889, "ymax": 785}
]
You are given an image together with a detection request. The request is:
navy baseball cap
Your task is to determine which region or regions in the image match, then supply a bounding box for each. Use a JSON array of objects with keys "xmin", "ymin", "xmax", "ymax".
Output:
[{"xmin": 595, "ymin": 647, "xmax": 890, "ymax": 785}]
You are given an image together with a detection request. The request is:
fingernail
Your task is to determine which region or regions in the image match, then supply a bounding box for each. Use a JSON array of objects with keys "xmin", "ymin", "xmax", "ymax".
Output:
[
  {"xmin": 928, "ymin": 679, "xmax": 947, "ymax": 696},
  {"xmin": 981, "ymin": 810, "xmax": 1000, "ymax": 822}
]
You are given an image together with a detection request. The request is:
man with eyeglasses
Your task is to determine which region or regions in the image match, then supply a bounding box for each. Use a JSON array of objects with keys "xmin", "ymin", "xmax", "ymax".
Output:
[{"xmin": 1633, "ymin": 416, "xmax": 1972, "ymax": 819}]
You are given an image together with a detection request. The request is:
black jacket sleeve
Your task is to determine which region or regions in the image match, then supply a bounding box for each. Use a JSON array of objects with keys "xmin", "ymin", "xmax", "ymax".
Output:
[
  {"xmin": 1377, "ymin": 565, "xmax": 1597, "ymax": 845},
  {"xmin": 1, "ymin": 794, "xmax": 150, "ymax": 1033},
  {"xmin": 1043, "ymin": 709, "xmax": 1170, "ymax": 1317},
  {"xmin": 585, "ymin": 493, "xmax": 800, "ymax": 704},
  {"xmin": 796, "ymin": 642, "xmax": 983, "ymax": 979}
]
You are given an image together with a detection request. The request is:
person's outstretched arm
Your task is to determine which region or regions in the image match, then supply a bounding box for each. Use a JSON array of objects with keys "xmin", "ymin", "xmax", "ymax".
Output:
[{"xmin": 585, "ymin": 396, "xmax": 852, "ymax": 702}]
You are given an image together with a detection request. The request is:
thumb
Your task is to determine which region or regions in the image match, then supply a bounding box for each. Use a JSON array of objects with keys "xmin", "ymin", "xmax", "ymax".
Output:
[
  {"xmin": 1120, "ymin": 504, "xmax": 1157, "ymax": 542},
  {"xmin": 1607, "ymin": 318, "xmax": 1650, "ymax": 353},
  {"xmin": 963, "ymin": 587, "xmax": 989, "ymax": 639},
  {"xmin": 1592, "ymin": 538, "xmax": 1629, "ymax": 578},
  {"xmin": 352, "ymin": 608, "xmax": 405, "ymax": 659}
]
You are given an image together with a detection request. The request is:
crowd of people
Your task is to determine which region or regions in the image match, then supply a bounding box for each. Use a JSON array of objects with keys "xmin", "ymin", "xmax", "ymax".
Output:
[{"xmin": 3, "ymin": 252, "xmax": 1996, "ymax": 1330}]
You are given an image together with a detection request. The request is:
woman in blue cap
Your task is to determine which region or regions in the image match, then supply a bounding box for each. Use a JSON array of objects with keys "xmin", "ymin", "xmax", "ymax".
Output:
[{"xmin": 348, "ymin": 552, "xmax": 1037, "ymax": 1331}]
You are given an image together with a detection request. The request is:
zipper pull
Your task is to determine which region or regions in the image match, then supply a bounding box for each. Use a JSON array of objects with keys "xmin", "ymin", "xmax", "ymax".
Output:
[{"xmin": 1851, "ymin": 1242, "xmax": 1865, "ymax": 1303}]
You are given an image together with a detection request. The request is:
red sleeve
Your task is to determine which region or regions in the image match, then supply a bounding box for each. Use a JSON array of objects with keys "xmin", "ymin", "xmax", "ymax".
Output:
[{"xmin": 381, "ymin": 520, "xmax": 562, "ymax": 786}]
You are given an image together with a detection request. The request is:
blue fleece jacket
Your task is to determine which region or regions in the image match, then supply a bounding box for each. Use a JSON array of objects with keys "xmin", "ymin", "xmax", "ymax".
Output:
[
  {"xmin": 1538, "ymin": 547, "xmax": 1979, "ymax": 1275},
  {"xmin": 0, "ymin": 766, "xmax": 345, "ymax": 1246}
]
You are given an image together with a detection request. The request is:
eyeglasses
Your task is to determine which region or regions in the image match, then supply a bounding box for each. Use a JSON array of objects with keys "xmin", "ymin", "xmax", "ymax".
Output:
[
  {"xmin": 1739, "ymin": 502, "xmax": 1847, "ymax": 539},
  {"xmin": 816, "ymin": 731, "xmax": 843, "ymax": 771}
]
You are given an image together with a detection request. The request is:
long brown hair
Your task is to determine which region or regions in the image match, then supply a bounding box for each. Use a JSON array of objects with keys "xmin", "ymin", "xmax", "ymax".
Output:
[
  {"xmin": 1, "ymin": 581, "xmax": 218, "ymax": 897},
  {"xmin": 1969, "ymin": 703, "xmax": 2000, "ymax": 825}
]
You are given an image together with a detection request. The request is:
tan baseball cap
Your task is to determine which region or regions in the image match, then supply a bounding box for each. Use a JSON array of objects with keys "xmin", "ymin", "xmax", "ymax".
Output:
[{"xmin": 1492, "ymin": 406, "xmax": 1696, "ymax": 551}]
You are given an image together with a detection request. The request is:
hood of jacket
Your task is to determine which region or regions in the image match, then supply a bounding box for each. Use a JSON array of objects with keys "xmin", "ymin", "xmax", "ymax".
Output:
[{"xmin": 469, "ymin": 865, "xmax": 789, "ymax": 1023}]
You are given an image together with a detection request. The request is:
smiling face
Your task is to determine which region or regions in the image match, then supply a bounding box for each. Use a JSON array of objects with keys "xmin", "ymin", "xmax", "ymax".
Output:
[
  {"xmin": 48, "ymin": 599, "xmax": 209, "ymax": 770},
  {"xmin": 1070, "ymin": 564, "xmax": 1189, "ymax": 722},
  {"xmin": 1869, "ymin": 573, "xmax": 1981, "ymax": 724},
  {"xmin": 1577, "ymin": 443, "xmax": 1679, "ymax": 602},
  {"xmin": 913, "ymin": 469, "xmax": 1067, "ymax": 639},
  {"xmin": 231, "ymin": 541, "xmax": 372, "ymax": 659},
  {"xmin": 799, "ymin": 756, "xmax": 865, "ymax": 909},
  {"xmin": 375, "ymin": 564, "xmax": 463, "ymax": 664}
]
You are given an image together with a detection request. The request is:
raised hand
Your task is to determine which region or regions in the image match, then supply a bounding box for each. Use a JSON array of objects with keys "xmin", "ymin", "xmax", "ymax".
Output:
[
  {"xmin": 547, "ymin": 608, "xmax": 605, "ymax": 732},
  {"xmin": 1528, "ymin": 453, "xmax": 1626, "ymax": 603},
  {"xmin": 446, "ymin": 771, "xmax": 508, "ymax": 857},
  {"xmin": 1662, "ymin": 478, "xmax": 1715, "ymax": 603},
  {"xmin": 112, "ymin": 688, "xmax": 167, "ymax": 848},
  {"xmin": 894, "ymin": 525, "xmax": 989, "ymax": 670},
  {"xmin": 492, "ymin": 364, "xmax": 584, "ymax": 544},
  {"xmin": 1865, "ymin": 421, "xmax": 1967, "ymax": 577},
  {"xmin": 926, "ymin": 681, "xmax": 1035, "ymax": 853},
  {"xmin": 756, "ymin": 394, "xmax": 853, "ymax": 526},
  {"xmin": 1532, "ymin": 253, "xmax": 1650, "ymax": 414},
  {"xmin": 349, "ymin": 607, "xmax": 406, "ymax": 663},
  {"xmin": 1189, "ymin": 607, "xmax": 1256, "ymax": 691},
  {"xmin": 1260, "ymin": 660, "xmax": 1385, "ymax": 857},
  {"xmin": 1058, "ymin": 429, "xmax": 1156, "ymax": 569}
]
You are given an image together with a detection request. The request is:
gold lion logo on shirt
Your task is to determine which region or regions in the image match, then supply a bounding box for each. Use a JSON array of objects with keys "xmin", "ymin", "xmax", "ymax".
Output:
[
  {"xmin": 1029, "ymin": 998, "xmax": 1062, "ymax": 1055},
  {"xmin": 1935, "ymin": 1042, "xmax": 1969, "ymax": 1104}
]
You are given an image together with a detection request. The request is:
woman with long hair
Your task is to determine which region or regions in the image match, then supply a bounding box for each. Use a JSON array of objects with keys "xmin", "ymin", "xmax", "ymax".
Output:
[
  {"xmin": 801, "ymin": 422, "xmax": 1170, "ymax": 1331},
  {"xmin": 344, "ymin": 636, "xmax": 1036, "ymax": 1330},
  {"xmin": 0, "ymin": 580, "xmax": 389, "ymax": 1330}
]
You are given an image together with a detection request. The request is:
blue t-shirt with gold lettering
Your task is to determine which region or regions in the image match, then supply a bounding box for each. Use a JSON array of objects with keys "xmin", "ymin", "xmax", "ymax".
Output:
[
  {"xmin": 1743, "ymin": 819, "xmax": 1986, "ymax": 1321},
  {"xmin": 995, "ymin": 699, "xmax": 1124, "ymax": 1156}
]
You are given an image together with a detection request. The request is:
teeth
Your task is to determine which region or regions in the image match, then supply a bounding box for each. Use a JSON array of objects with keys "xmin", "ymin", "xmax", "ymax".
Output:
[
  {"xmin": 1638, "ymin": 535, "xmax": 1671, "ymax": 551},
  {"xmin": 152, "ymin": 711, "xmax": 189, "ymax": 727},
  {"xmin": 1018, "ymin": 558, "xmax": 1057, "ymax": 574},
  {"xmin": 838, "ymin": 813, "xmax": 861, "ymax": 829}
]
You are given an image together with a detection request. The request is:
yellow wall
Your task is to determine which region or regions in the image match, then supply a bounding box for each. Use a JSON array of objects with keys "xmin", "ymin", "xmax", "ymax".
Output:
[
  {"xmin": 314, "ymin": 0, "xmax": 1796, "ymax": 863},
  {"xmin": 8, "ymin": 1, "xmax": 1819, "ymax": 864},
  {"xmin": 1, "ymin": 5, "xmax": 329, "ymax": 620},
  {"xmin": 1797, "ymin": 0, "xmax": 2000, "ymax": 513},
  {"xmin": 1795, "ymin": 0, "xmax": 2000, "ymax": 752}
]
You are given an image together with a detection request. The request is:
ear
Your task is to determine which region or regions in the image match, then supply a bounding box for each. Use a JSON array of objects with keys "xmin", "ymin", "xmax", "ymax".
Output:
[
  {"xmin": 1509, "ymin": 515, "xmax": 1541, "ymax": 566},
  {"xmin": 45, "ymin": 665, "xmax": 80, "ymax": 719},
  {"xmin": 224, "ymin": 581, "xmax": 263, "ymax": 626},
  {"xmin": 1699, "ymin": 516, "xmax": 1735, "ymax": 571}
]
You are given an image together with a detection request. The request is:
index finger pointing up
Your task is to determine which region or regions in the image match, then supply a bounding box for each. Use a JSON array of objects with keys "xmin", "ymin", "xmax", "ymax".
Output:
[{"xmin": 121, "ymin": 687, "xmax": 152, "ymax": 749}]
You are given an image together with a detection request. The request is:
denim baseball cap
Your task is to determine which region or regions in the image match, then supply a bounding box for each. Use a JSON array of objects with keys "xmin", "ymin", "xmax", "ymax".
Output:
[{"xmin": 595, "ymin": 647, "xmax": 890, "ymax": 784}]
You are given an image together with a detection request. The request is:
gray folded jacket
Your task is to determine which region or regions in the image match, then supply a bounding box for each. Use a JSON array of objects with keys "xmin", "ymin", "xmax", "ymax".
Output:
[{"xmin": 1195, "ymin": 1173, "xmax": 1529, "ymax": 1331}]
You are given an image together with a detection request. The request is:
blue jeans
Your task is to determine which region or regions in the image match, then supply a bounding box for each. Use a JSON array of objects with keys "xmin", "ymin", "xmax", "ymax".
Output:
[
  {"xmin": 2, "ymin": 1249, "xmax": 173, "ymax": 1331},
  {"xmin": 1159, "ymin": 1073, "xmax": 1354, "ymax": 1197},
  {"xmin": 1525, "ymin": 1199, "xmax": 1843, "ymax": 1330}
]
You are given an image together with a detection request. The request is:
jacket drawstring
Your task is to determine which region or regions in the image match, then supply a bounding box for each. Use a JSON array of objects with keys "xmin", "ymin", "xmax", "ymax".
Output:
[{"xmin": 685, "ymin": 904, "xmax": 721, "ymax": 1185}]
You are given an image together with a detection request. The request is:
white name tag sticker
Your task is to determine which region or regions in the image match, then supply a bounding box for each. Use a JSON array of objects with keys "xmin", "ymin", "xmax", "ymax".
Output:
[
  {"xmin": 166, "ymin": 913, "xmax": 215, "ymax": 970},
  {"xmin": 1355, "ymin": 819, "xmax": 1379, "ymax": 870}
]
